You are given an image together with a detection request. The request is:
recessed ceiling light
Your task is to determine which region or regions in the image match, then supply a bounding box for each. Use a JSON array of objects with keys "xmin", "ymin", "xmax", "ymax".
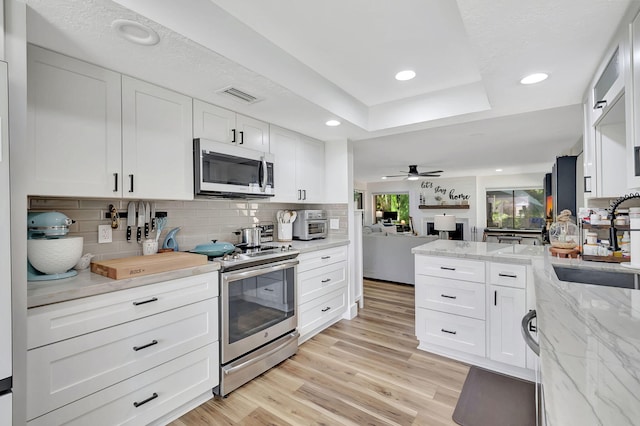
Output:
[
  {"xmin": 112, "ymin": 19, "xmax": 160, "ymax": 46},
  {"xmin": 495, "ymin": 169, "xmax": 503, "ymax": 172},
  {"xmin": 395, "ymin": 70, "xmax": 416, "ymax": 81},
  {"xmin": 325, "ymin": 120, "xmax": 341, "ymax": 127},
  {"xmin": 520, "ymin": 73, "xmax": 548, "ymax": 85}
]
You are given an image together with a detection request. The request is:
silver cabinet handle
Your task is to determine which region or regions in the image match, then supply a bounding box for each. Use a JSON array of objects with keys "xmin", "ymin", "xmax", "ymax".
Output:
[{"xmin": 521, "ymin": 310, "xmax": 540, "ymax": 356}]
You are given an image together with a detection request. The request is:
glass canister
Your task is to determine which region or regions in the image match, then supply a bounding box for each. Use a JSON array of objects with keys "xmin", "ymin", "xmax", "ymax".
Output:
[{"xmin": 615, "ymin": 208, "xmax": 629, "ymax": 226}]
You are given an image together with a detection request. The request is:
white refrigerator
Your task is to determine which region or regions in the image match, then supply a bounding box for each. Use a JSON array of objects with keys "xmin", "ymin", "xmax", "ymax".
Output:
[{"xmin": 0, "ymin": 60, "xmax": 12, "ymax": 425}]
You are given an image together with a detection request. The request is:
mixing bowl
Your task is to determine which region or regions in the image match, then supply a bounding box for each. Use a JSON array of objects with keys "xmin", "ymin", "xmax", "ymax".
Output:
[{"xmin": 27, "ymin": 236, "xmax": 84, "ymax": 274}]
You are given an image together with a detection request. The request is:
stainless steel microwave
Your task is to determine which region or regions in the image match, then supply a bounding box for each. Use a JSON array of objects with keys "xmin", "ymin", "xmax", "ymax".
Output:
[{"xmin": 194, "ymin": 138, "xmax": 275, "ymax": 198}]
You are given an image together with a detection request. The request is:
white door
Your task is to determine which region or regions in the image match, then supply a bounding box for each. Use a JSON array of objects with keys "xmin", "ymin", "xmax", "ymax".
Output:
[
  {"xmin": 296, "ymin": 137, "xmax": 324, "ymax": 202},
  {"xmin": 353, "ymin": 211, "xmax": 364, "ymax": 308},
  {"xmin": 27, "ymin": 45, "xmax": 122, "ymax": 197},
  {"xmin": 193, "ymin": 99, "xmax": 235, "ymax": 144},
  {"xmin": 489, "ymin": 285, "xmax": 526, "ymax": 368},
  {"xmin": 122, "ymin": 76, "xmax": 193, "ymax": 200},
  {"xmin": 236, "ymin": 114, "xmax": 270, "ymax": 152},
  {"xmin": 270, "ymin": 126, "xmax": 298, "ymax": 202}
]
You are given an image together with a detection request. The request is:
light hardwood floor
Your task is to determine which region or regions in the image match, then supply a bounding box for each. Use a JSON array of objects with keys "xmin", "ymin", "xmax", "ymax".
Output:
[{"xmin": 170, "ymin": 279, "xmax": 469, "ymax": 426}]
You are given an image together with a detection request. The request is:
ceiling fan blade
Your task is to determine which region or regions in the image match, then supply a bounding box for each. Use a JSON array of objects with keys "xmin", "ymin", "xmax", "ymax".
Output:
[
  {"xmin": 418, "ymin": 170, "xmax": 443, "ymax": 176},
  {"xmin": 383, "ymin": 174, "xmax": 407, "ymax": 178}
]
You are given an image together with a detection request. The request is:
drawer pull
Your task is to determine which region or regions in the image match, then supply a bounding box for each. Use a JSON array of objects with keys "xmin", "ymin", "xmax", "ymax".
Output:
[
  {"xmin": 321, "ymin": 306, "xmax": 331, "ymax": 312},
  {"xmin": 132, "ymin": 297, "xmax": 158, "ymax": 306},
  {"xmin": 321, "ymin": 278, "xmax": 331, "ymax": 283},
  {"xmin": 321, "ymin": 256, "xmax": 331, "ymax": 260},
  {"xmin": 441, "ymin": 328, "xmax": 457, "ymax": 335},
  {"xmin": 498, "ymin": 273, "xmax": 518, "ymax": 278},
  {"xmin": 440, "ymin": 266, "xmax": 456, "ymax": 271},
  {"xmin": 440, "ymin": 294, "xmax": 457, "ymax": 299},
  {"xmin": 133, "ymin": 392, "xmax": 158, "ymax": 408},
  {"xmin": 263, "ymin": 288, "xmax": 274, "ymax": 292},
  {"xmin": 133, "ymin": 339, "xmax": 158, "ymax": 352}
]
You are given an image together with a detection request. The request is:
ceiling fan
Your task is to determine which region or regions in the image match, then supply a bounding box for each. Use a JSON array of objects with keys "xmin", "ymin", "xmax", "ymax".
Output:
[{"xmin": 382, "ymin": 165, "xmax": 443, "ymax": 180}]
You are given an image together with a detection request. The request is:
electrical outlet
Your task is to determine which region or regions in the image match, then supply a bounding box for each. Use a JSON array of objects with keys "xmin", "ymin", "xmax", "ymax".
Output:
[
  {"xmin": 330, "ymin": 218, "xmax": 340, "ymax": 230},
  {"xmin": 98, "ymin": 224, "xmax": 112, "ymax": 243}
]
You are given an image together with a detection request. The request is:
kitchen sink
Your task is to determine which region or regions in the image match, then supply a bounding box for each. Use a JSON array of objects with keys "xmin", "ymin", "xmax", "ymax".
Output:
[{"xmin": 552, "ymin": 265, "xmax": 637, "ymax": 289}]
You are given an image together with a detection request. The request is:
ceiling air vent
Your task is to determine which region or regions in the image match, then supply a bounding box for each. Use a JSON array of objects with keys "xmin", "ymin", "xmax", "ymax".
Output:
[{"xmin": 216, "ymin": 86, "xmax": 262, "ymax": 105}]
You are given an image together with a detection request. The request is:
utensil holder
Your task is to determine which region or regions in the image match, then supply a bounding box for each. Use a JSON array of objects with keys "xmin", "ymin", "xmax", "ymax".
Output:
[{"xmin": 278, "ymin": 223, "xmax": 293, "ymax": 241}]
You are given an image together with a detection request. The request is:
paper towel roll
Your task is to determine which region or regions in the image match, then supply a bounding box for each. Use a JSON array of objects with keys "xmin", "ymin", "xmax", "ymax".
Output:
[
  {"xmin": 434, "ymin": 214, "xmax": 456, "ymax": 231},
  {"xmin": 629, "ymin": 208, "xmax": 640, "ymax": 267}
]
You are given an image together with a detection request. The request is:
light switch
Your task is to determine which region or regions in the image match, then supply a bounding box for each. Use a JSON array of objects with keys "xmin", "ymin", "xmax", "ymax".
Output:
[{"xmin": 330, "ymin": 218, "xmax": 340, "ymax": 230}]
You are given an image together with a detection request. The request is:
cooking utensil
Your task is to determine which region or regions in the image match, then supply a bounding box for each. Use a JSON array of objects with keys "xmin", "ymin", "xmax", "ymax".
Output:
[
  {"xmin": 240, "ymin": 226, "xmax": 262, "ymax": 247},
  {"xmin": 289, "ymin": 211, "xmax": 297, "ymax": 223},
  {"xmin": 150, "ymin": 202, "xmax": 156, "ymax": 231},
  {"xmin": 127, "ymin": 202, "xmax": 135, "ymax": 242},
  {"xmin": 277, "ymin": 210, "xmax": 284, "ymax": 223},
  {"xmin": 283, "ymin": 211, "xmax": 291, "ymax": 223},
  {"xmin": 162, "ymin": 227, "xmax": 181, "ymax": 251},
  {"xmin": 155, "ymin": 217, "xmax": 167, "ymax": 242},
  {"xmin": 190, "ymin": 240, "xmax": 236, "ymax": 257},
  {"xmin": 137, "ymin": 201, "xmax": 145, "ymax": 243},
  {"xmin": 145, "ymin": 202, "xmax": 151, "ymax": 238}
]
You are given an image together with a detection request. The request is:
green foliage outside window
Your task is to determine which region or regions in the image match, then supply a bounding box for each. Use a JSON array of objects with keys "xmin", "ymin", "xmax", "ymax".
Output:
[
  {"xmin": 486, "ymin": 189, "xmax": 545, "ymax": 229},
  {"xmin": 374, "ymin": 193, "xmax": 409, "ymax": 223}
]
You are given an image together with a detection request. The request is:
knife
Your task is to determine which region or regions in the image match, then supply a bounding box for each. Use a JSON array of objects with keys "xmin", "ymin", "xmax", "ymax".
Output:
[
  {"xmin": 150, "ymin": 202, "xmax": 156, "ymax": 231},
  {"xmin": 145, "ymin": 202, "xmax": 151, "ymax": 238},
  {"xmin": 137, "ymin": 201, "xmax": 145, "ymax": 243},
  {"xmin": 127, "ymin": 201, "xmax": 136, "ymax": 242}
]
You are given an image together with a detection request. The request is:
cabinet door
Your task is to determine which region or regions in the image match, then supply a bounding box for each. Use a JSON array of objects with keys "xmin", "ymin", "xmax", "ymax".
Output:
[
  {"xmin": 489, "ymin": 285, "xmax": 526, "ymax": 368},
  {"xmin": 296, "ymin": 136, "xmax": 325, "ymax": 202},
  {"xmin": 595, "ymin": 94, "xmax": 627, "ymax": 197},
  {"xmin": 122, "ymin": 77, "xmax": 193, "ymax": 200},
  {"xmin": 630, "ymin": 12, "xmax": 640, "ymax": 189},
  {"xmin": 583, "ymin": 102, "xmax": 597, "ymax": 197},
  {"xmin": 193, "ymin": 99, "xmax": 235, "ymax": 143},
  {"xmin": 270, "ymin": 125, "xmax": 299, "ymax": 202},
  {"xmin": 236, "ymin": 114, "xmax": 270, "ymax": 151},
  {"xmin": 27, "ymin": 45, "xmax": 122, "ymax": 197}
]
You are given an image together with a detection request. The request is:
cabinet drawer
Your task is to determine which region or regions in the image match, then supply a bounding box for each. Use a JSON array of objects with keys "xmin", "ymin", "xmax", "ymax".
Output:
[
  {"xmin": 299, "ymin": 284, "xmax": 347, "ymax": 336},
  {"xmin": 28, "ymin": 343, "xmax": 218, "ymax": 426},
  {"xmin": 28, "ymin": 272, "xmax": 218, "ymax": 349},
  {"xmin": 297, "ymin": 246, "xmax": 348, "ymax": 272},
  {"xmin": 298, "ymin": 261, "xmax": 347, "ymax": 303},
  {"xmin": 415, "ymin": 275, "xmax": 485, "ymax": 320},
  {"xmin": 415, "ymin": 256, "xmax": 485, "ymax": 283},
  {"xmin": 27, "ymin": 299, "xmax": 218, "ymax": 420},
  {"xmin": 489, "ymin": 263, "xmax": 526, "ymax": 289},
  {"xmin": 415, "ymin": 308, "xmax": 485, "ymax": 357}
]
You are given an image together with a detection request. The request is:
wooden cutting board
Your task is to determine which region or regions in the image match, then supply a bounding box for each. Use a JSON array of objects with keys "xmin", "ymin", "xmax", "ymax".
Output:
[{"xmin": 91, "ymin": 252, "xmax": 208, "ymax": 280}]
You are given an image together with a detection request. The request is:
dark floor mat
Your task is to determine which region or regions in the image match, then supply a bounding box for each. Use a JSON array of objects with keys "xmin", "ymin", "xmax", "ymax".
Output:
[{"xmin": 452, "ymin": 366, "xmax": 536, "ymax": 426}]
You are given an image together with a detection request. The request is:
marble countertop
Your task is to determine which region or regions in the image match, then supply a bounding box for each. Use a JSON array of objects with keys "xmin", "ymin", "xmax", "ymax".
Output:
[
  {"xmin": 27, "ymin": 238, "xmax": 349, "ymax": 308},
  {"xmin": 412, "ymin": 239, "xmax": 640, "ymax": 425},
  {"xmin": 534, "ymin": 253, "xmax": 640, "ymax": 426},
  {"xmin": 411, "ymin": 239, "xmax": 545, "ymax": 264}
]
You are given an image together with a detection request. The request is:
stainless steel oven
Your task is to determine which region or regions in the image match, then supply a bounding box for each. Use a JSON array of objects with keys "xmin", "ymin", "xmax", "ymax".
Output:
[{"xmin": 215, "ymin": 249, "xmax": 299, "ymax": 397}]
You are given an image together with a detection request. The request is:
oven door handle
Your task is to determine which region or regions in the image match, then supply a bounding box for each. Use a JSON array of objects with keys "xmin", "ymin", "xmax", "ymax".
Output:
[
  {"xmin": 222, "ymin": 259, "xmax": 299, "ymax": 281},
  {"xmin": 224, "ymin": 330, "xmax": 299, "ymax": 375}
]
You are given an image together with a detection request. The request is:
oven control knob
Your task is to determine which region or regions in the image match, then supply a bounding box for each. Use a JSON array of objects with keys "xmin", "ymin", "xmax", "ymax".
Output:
[
  {"xmin": 287, "ymin": 245, "xmax": 293, "ymax": 251},
  {"xmin": 232, "ymin": 253, "xmax": 240, "ymax": 260},
  {"xmin": 222, "ymin": 254, "xmax": 230, "ymax": 261}
]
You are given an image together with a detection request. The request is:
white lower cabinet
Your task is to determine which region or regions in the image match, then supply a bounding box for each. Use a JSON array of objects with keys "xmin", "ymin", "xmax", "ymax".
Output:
[
  {"xmin": 297, "ymin": 245, "xmax": 348, "ymax": 343},
  {"xmin": 489, "ymin": 285, "xmax": 526, "ymax": 367},
  {"xmin": 27, "ymin": 272, "xmax": 219, "ymax": 424},
  {"xmin": 415, "ymin": 255, "xmax": 534, "ymax": 379},
  {"xmin": 0, "ymin": 393, "xmax": 11, "ymax": 426}
]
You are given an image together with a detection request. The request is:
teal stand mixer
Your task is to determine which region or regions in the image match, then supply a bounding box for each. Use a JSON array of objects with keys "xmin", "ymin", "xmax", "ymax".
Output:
[{"xmin": 27, "ymin": 212, "xmax": 84, "ymax": 281}]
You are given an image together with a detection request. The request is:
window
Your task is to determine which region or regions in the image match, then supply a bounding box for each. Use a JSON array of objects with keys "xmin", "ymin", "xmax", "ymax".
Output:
[
  {"xmin": 486, "ymin": 189, "xmax": 544, "ymax": 229},
  {"xmin": 374, "ymin": 193, "xmax": 409, "ymax": 223},
  {"xmin": 354, "ymin": 190, "xmax": 363, "ymax": 210}
]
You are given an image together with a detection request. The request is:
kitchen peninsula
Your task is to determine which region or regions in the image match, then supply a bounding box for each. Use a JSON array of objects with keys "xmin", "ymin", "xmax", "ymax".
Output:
[{"xmin": 412, "ymin": 239, "xmax": 640, "ymax": 425}]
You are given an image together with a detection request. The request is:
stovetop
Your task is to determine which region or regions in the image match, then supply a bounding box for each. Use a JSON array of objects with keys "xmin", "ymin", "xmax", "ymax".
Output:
[{"xmin": 212, "ymin": 244, "xmax": 299, "ymax": 272}]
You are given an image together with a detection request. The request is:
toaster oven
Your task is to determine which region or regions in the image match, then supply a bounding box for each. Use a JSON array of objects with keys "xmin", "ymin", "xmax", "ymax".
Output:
[{"xmin": 292, "ymin": 210, "xmax": 327, "ymax": 240}]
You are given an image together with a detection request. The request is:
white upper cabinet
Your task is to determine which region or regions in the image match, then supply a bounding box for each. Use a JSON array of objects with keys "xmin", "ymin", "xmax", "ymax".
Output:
[
  {"xmin": 27, "ymin": 45, "xmax": 122, "ymax": 198},
  {"xmin": 270, "ymin": 125, "xmax": 325, "ymax": 203},
  {"xmin": 121, "ymin": 77, "xmax": 193, "ymax": 200},
  {"xmin": 193, "ymin": 99, "xmax": 269, "ymax": 152},
  {"xmin": 27, "ymin": 46, "xmax": 194, "ymax": 200},
  {"xmin": 629, "ymin": 11, "xmax": 640, "ymax": 189}
]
